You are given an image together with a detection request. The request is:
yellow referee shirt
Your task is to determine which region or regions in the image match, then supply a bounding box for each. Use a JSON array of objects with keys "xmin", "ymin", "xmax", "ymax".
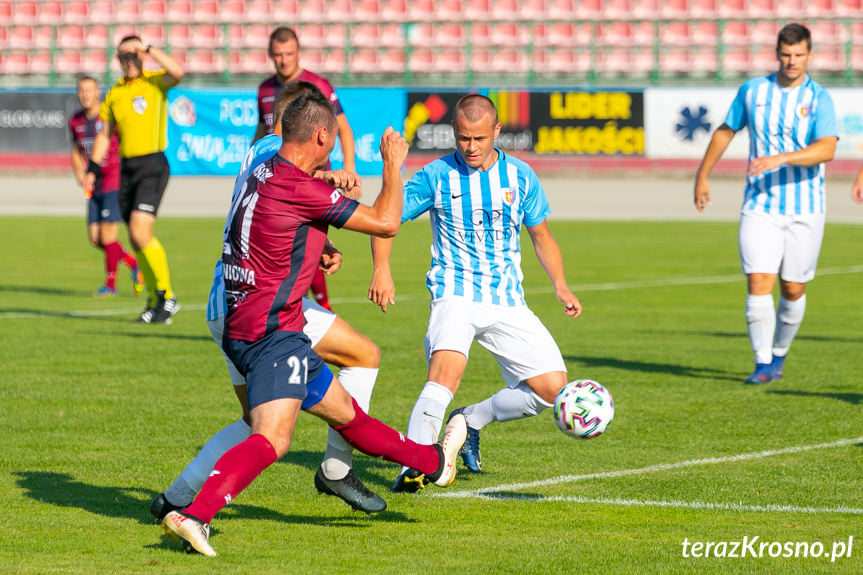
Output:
[{"xmin": 100, "ymin": 70, "xmax": 170, "ymax": 159}]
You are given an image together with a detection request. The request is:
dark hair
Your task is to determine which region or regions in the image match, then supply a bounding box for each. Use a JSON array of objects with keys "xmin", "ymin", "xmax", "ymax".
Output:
[
  {"xmin": 117, "ymin": 34, "xmax": 142, "ymax": 48},
  {"xmin": 453, "ymin": 93, "xmax": 498, "ymax": 125},
  {"xmin": 273, "ymin": 81, "xmax": 323, "ymax": 126},
  {"xmin": 777, "ymin": 23, "xmax": 811, "ymax": 51},
  {"xmin": 268, "ymin": 26, "xmax": 300, "ymax": 54},
  {"xmin": 77, "ymin": 75, "xmax": 98, "ymax": 86},
  {"xmin": 280, "ymin": 90, "xmax": 336, "ymax": 143}
]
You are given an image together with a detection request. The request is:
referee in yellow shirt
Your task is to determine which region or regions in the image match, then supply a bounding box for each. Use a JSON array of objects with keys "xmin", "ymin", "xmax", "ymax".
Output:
[{"xmin": 86, "ymin": 35, "xmax": 184, "ymax": 324}]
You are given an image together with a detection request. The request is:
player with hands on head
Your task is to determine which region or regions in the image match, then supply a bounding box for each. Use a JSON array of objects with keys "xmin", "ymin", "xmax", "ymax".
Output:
[
  {"xmin": 369, "ymin": 94, "xmax": 584, "ymax": 490},
  {"xmin": 694, "ymin": 23, "xmax": 838, "ymax": 384}
]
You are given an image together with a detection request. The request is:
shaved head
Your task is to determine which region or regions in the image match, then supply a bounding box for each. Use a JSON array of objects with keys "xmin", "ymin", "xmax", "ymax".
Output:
[{"xmin": 453, "ymin": 94, "xmax": 498, "ymax": 125}]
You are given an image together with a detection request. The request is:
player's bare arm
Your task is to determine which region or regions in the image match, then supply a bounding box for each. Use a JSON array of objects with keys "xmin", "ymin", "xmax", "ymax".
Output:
[
  {"xmin": 336, "ymin": 113, "xmax": 356, "ymax": 174},
  {"xmin": 368, "ymin": 236, "xmax": 395, "ymax": 313},
  {"xmin": 70, "ymin": 145, "xmax": 85, "ymax": 187},
  {"xmin": 694, "ymin": 125, "xmax": 737, "ymax": 212},
  {"xmin": 341, "ymin": 127, "xmax": 407, "ymax": 238},
  {"xmin": 82, "ymin": 119, "xmax": 115, "ymax": 191},
  {"xmin": 526, "ymin": 221, "xmax": 583, "ymax": 318},
  {"xmin": 747, "ymin": 136, "xmax": 838, "ymax": 177},
  {"xmin": 852, "ymin": 167, "xmax": 863, "ymax": 204}
]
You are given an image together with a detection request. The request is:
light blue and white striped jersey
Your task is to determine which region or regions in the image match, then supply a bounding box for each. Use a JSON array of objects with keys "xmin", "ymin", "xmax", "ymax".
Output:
[
  {"xmin": 403, "ymin": 149, "xmax": 550, "ymax": 307},
  {"xmin": 724, "ymin": 73, "xmax": 838, "ymax": 215},
  {"xmin": 206, "ymin": 134, "xmax": 281, "ymax": 321}
]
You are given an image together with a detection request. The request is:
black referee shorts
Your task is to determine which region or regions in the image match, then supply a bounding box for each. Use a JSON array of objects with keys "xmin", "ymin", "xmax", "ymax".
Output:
[{"xmin": 118, "ymin": 151, "xmax": 170, "ymax": 223}]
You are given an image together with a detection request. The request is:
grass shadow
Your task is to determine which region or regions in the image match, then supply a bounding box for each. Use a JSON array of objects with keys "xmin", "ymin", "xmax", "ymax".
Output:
[
  {"xmin": 765, "ymin": 389, "xmax": 863, "ymax": 405},
  {"xmin": 0, "ymin": 284, "xmax": 92, "ymax": 298},
  {"xmin": 14, "ymin": 471, "xmax": 414, "ymax": 529},
  {"xmin": 563, "ymin": 354, "xmax": 742, "ymax": 383}
]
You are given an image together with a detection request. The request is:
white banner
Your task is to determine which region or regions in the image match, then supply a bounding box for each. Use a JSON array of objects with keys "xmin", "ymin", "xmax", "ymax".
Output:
[{"xmin": 645, "ymin": 86, "xmax": 863, "ymax": 160}]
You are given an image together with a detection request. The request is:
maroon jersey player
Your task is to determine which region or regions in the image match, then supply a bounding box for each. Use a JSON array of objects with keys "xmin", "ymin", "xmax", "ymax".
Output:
[
  {"xmin": 255, "ymin": 26, "xmax": 358, "ymax": 311},
  {"xmin": 161, "ymin": 90, "xmax": 467, "ymax": 557},
  {"xmin": 69, "ymin": 75, "xmax": 142, "ymax": 298}
]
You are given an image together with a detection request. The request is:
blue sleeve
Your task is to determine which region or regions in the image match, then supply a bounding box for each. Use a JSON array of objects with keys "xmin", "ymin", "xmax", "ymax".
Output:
[
  {"xmin": 402, "ymin": 168, "xmax": 435, "ymax": 222},
  {"xmin": 723, "ymin": 82, "xmax": 749, "ymax": 131},
  {"xmin": 813, "ymin": 89, "xmax": 838, "ymax": 141},
  {"xmin": 521, "ymin": 167, "xmax": 551, "ymax": 227}
]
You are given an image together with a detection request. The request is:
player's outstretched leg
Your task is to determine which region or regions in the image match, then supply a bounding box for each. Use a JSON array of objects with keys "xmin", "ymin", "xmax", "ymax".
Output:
[
  {"xmin": 314, "ymin": 466, "xmax": 386, "ymax": 513},
  {"xmin": 162, "ymin": 510, "xmax": 216, "ymax": 556},
  {"xmin": 390, "ymin": 412, "xmax": 467, "ymax": 492}
]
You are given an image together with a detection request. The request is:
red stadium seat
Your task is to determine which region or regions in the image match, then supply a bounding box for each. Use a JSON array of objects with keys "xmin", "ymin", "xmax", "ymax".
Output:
[
  {"xmin": 600, "ymin": 22, "xmax": 634, "ymax": 47},
  {"xmin": 490, "ymin": 0, "xmax": 521, "ymax": 21},
  {"xmin": 408, "ymin": 23, "xmax": 437, "ymax": 47},
  {"xmin": 440, "ymin": 48, "xmax": 466, "ymax": 75},
  {"xmin": 29, "ymin": 51, "xmax": 52, "ymax": 75},
  {"xmin": 746, "ymin": 0, "xmax": 775, "ymax": 16},
  {"xmin": 690, "ymin": 21, "xmax": 718, "ymax": 46},
  {"xmin": 629, "ymin": 46, "xmax": 654, "ymax": 78},
  {"xmin": 320, "ymin": 48, "xmax": 346, "ymax": 76},
  {"xmin": 630, "ymin": 21, "xmax": 655, "ymax": 46},
  {"xmin": 141, "ymin": 0, "xmax": 167, "ymax": 21},
  {"xmin": 2, "ymin": 52, "xmax": 30, "ymax": 75},
  {"xmin": 115, "ymin": 0, "xmax": 141, "ymax": 22},
  {"xmin": 659, "ymin": 48, "xmax": 690, "ymax": 75},
  {"xmin": 220, "ymin": 0, "xmax": 245, "ymax": 21},
  {"xmin": 490, "ymin": 23, "xmax": 528, "ymax": 47},
  {"xmin": 603, "ymin": 0, "xmax": 631, "ymax": 18},
  {"xmin": 13, "ymin": 1, "xmax": 38, "ymax": 24},
  {"xmin": 63, "ymin": 2, "xmax": 89, "ymax": 23},
  {"xmin": 688, "ymin": 0, "xmax": 718, "ymax": 17},
  {"xmin": 301, "ymin": 47, "xmax": 326, "ymax": 69},
  {"xmin": 229, "ymin": 48, "xmax": 270, "ymax": 74},
  {"xmin": 522, "ymin": 0, "xmax": 547, "ymax": 19},
  {"xmin": 721, "ymin": 21, "xmax": 749, "ymax": 46},
  {"xmin": 463, "ymin": 0, "xmax": 491, "ymax": 19},
  {"xmin": 141, "ymin": 24, "xmax": 165, "ymax": 46},
  {"xmin": 377, "ymin": 23, "xmax": 405, "ymax": 48},
  {"xmin": 354, "ymin": 0, "xmax": 381, "ymax": 21},
  {"xmin": 297, "ymin": 23, "xmax": 327, "ymax": 48},
  {"xmin": 326, "ymin": 0, "xmax": 354, "ymax": 22},
  {"xmin": 749, "ymin": 21, "xmax": 778, "ymax": 45},
  {"xmin": 717, "ymin": 0, "xmax": 746, "ymax": 17},
  {"xmin": 0, "ymin": 1, "xmax": 12, "ymax": 24},
  {"xmin": 38, "ymin": 1, "xmax": 64, "ymax": 24},
  {"xmin": 775, "ymin": 0, "xmax": 806, "ymax": 17},
  {"xmin": 167, "ymin": 24, "xmax": 192, "ymax": 48},
  {"xmin": 378, "ymin": 48, "xmax": 405, "ymax": 73},
  {"xmin": 350, "ymin": 48, "xmax": 379, "ymax": 74},
  {"xmin": 85, "ymin": 25, "xmax": 109, "ymax": 49},
  {"xmin": 811, "ymin": 46, "xmax": 845, "ymax": 73},
  {"xmin": 836, "ymin": 0, "xmax": 862, "ymax": 15},
  {"xmin": 298, "ymin": 0, "xmax": 327, "ymax": 22},
  {"xmin": 58, "ymin": 25, "xmax": 87, "ymax": 49},
  {"xmin": 193, "ymin": 0, "xmax": 220, "ymax": 22},
  {"xmin": 191, "ymin": 24, "xmax": 223, "ymax": 48},
  {"xmin": 488, "ymin": 48, "xmax": 527, "ymax": 74},
  {"xmin": 597, "ymin": 47, "xmax": 630, "ymax": 76},
  {"xmin": 660, "ymin": 22, "xmax": 691, "ymax": 46},
  {"xmin": 721, "ymin": 46, "xmax": 750, "ymax": 75},
  {"xmin": 246, "ymin": 0, "xmax": 272, "ymax": 21},
  {"xmin": 659, "ymin": 0, "xmax": 687, "ymax": 18},
  {"xmin": 82, "ymin": 50, "xmax": 109, "ymax": 75},
  {"xmin": 575, "ymin": 0, "xmax": 600, "ymax": 18},
  {"xmin": 8, "ymin": 26, "xmax": 35, "ymax": 49},
  {"xmin": 548, "ymin": 0, "xmax": 577, "ymax": 17},
  {"xmin": 272, "ymin": 0, "xmax": 299, "ymax": 19},
  {"xmin": 381, "ymin": 0, "xmax": 408, "ymax": 21},
  {"xmin": 407, "ymin": 47, "xmax": 435, "ymax": 74},
  {"xmin": 810, "ymin": 21, "xmax": 844, "ymax": 46},
  {"xmin": 87, "ymin": 1, "xmax": 116, "ymax": 23},
  {"xmin": 240, "ymin": 23, "xmax": 270, "ymax": 48},
  {"xmin": 406, "ymin": 0, "xmax": 435, "ymax": 20},
  {"xmin": 631, "ymin": 0, "xmax": 659, "ymax": 18},
  {"xmin": 184, "ymin": 49, "xmax": 224, "ymax": 74},
  {"xmin": 111, "ymin": 25, "xmax": 137, "ymax": 45},
  {"xmin": 438, "ymin": 0, "xmax": 463, "ymax": 19},
  {"xmin": 57, "ymin": 50, "xmax": 84, "ymax": 74},
  {"xmin": 750, "ymin": 46, "xmax": 777, "ymax": 74},
  {"xmin": 166, "ymin": 0, "xmax": 193, "ymax": 21},
  {"xmin": 351, "ymin": 23, "xmax": 381, "ymax": 48}
]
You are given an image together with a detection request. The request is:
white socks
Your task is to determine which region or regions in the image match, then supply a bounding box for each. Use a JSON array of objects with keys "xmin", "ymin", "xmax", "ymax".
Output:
[
  {"xmin": 461, "ymin": 383, "xmax": 550, "ymax": 430},
  {"xmin": 773, "ymin": 295, "xmax": 806, "ymax": 357},
  {"xmin": 322, "ymin": 367, "xmax": 378, "ymax": 480},
  {"xmin": 400, "ymin": 381, "xmax": 453, "ymax": 473},
  {"xmin": 746, "ymin": 294, "xmax": 776, "ymax": 365},
  {"xmin": 165, "ymin": 418, "xmax": 251, "ymax": 506}
]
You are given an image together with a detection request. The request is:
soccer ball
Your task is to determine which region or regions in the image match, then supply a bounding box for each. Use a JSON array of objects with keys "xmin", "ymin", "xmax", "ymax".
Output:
[{"xmin": 553, "ymin": 379, "xmax": 614, "ymax": 439}]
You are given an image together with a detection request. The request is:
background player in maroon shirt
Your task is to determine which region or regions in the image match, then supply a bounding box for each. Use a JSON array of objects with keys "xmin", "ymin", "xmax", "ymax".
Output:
[
  {"xmin": 255, "ymin": 26, "xmax": 357, "ymax": 312},
  {"xmin": 161, "ymin": 90, "xmax": 466, "ymax": 557},
  {"xmin": 69, "ymin": 75, "xmax": 143, "ymax": 298}
]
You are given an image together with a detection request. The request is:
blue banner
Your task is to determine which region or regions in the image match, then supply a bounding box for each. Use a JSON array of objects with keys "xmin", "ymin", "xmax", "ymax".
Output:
[{"xmin": 165, "ymin": 86, "xmax": 407, "ymax": 176}]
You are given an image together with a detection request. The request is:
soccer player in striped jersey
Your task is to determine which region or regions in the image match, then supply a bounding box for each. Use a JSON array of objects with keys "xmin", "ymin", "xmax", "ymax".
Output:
[
  {"xmin": 150, "ymin": 82, "xmax": 387, "ymax": 520},
  {"xmin": 69, "ymin": 75, "xmax": 143, "ymax": 298},
  {"xmin": 369, "ymin": 94, "xmax": 583, "ymax": 489},
  {"xmin": 694, "ymin": 23, "xmax": 838, "ymax": 384}
]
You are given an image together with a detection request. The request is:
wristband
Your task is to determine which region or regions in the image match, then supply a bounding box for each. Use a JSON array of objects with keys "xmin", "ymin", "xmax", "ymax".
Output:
[
  {"xmin": 86, "ymin": 159, "xmax": 102, "ymax": 177},
  {"xmin": 146, "ymin": 45, "xmax": 153, "ymax": 54}
]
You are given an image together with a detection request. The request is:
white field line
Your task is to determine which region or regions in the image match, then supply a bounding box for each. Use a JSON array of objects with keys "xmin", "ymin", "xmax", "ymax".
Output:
[
  {"xmin": 471, "ymin": 494, "xmax": 863, "ymax": 515},
  {"xmin": 434, "ymin": 435, "xmax": 863, "ymax": 514},
  {"xmin": 3, "ymin": 265, "xmax": 862, "ymax": 320}
]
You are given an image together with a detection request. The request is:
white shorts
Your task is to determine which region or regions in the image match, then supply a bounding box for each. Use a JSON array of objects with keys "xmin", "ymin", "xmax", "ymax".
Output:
[
  {"xmin": 208, "ymin": 297, "xmax": 337, "ymax": 387},
  {"xmin": 425, "ymin": 296, "xmax": 567, "ymax": 388},
  {"xmin": 738, "ymin": 210, "xmax": 825, "ymax": 283}
]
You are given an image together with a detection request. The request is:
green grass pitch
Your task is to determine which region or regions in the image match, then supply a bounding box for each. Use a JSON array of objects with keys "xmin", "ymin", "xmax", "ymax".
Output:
[{"xmin": 1, "ymin": 216, "xmax": 861, "ymax": 574}]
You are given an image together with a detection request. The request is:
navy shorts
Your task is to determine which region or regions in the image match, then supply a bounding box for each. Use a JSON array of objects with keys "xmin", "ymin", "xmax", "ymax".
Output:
[
  {"xmin": 223, "ymin": 329, "xmax": 333, "ymax": 412},
  {"xmin": 87, "ymin": 191, "xmax": 122, "ymax": 224}
]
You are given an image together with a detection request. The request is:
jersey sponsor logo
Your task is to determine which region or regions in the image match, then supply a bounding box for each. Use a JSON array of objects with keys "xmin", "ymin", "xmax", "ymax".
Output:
[
  {"xmin": 455, "ymin": 225, "xmax": 518, "ymax": 244},
  {"xmin": 798, "ymin": 106, "xmax": 811, "ymax": 118},
  {"xmin": 223, "ymin": 263, "xmax": 256, "ymax": 285},
  {"xmin": 132, "ymin": 96, "xmax": 147, "ymax": 115},
  {"xmin": 330, "ymin": 190, "xmax": 342, "ymax": 204}
]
